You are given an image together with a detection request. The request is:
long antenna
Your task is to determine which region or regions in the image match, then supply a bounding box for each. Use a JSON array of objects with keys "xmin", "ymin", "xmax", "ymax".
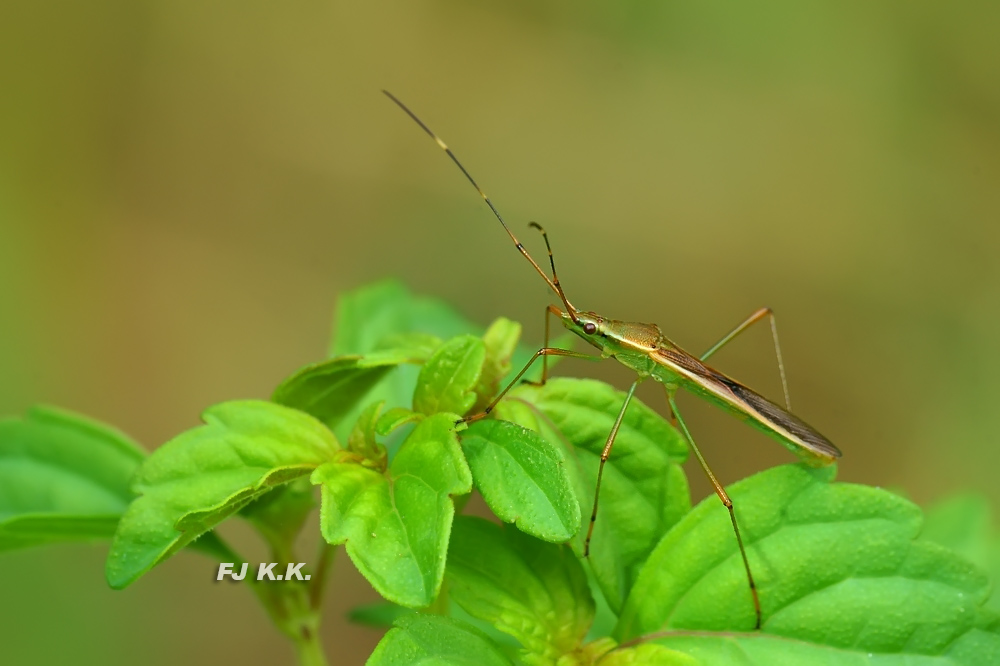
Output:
[
  {"xmin": 382, "ymin": 90, "xmax": 578, "ymax": 320},
  {"xmin": 529, "ymin": 222, "xmax": 568, "ymax": 306}
]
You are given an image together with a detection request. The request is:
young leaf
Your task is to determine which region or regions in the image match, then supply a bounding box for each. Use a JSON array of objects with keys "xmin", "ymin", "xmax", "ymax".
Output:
[
  {"xmin": 473, "ymin": 317, "xmax": 522, "ymax": 412},
  {"xmin": 312, "ymin": 413, "xmax": 472, "ymax": 607},
  {"xmin": 500, "ymin": 378, "xmax": 690, "ymax": 612},
  {"xmin": 0, "ymin": 405, "xmax": 146, "ymax": 550},
  {"xmin": 460, "ymin": 419, "xmax": 580, "ymax": 542},
  {"xmin": 106, "ymin": 401, "xmax": 338, "ymax": 589},
  {"xmin": 348, "ymin": 401, "xmax": 388, "ymax": 470},
  {"xmin": 368, "ymin": 614, "xmax": 513, "ymax": 666},
  {"xmin": 616, "ymin": 464, "xmax": 1000, "ymax": 666},
  {"xmin": 273, "ymin": 348, "xmax": 428, "ymax": 430},
  {"xmin": 413, "ymin": 335, "xmax": 485, "ymax": 417},
  {"xmin": 376, "ymin": 407, "xmax": 423, "ymax": 436},
  {"xmin": 446, "ymin": 516, "xmax": 594, "ymax": 664}
]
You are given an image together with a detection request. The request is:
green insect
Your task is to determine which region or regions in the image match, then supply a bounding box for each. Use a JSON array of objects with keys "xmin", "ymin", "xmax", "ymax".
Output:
[{"xmin": 384, "ymin": 90, "xmax": 841, "ymax": 629}]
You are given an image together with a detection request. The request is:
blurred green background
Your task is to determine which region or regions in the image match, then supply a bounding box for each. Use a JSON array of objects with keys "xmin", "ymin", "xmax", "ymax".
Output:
[{"xmin": 2, "ymin": 1, "xmax": 998, "ymax": 663}]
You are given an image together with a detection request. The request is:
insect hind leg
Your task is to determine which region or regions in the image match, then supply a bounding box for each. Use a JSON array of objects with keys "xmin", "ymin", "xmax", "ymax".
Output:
[
  {"xmin": 666, "ymin": 390, "xmax": 763, "ymax": 630},
  {"xmin": 700, "ymin": 307, "xmax": 790, "ymax": 410}
]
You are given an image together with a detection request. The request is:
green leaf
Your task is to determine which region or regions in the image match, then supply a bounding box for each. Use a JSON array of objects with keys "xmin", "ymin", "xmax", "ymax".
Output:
[
  {"xmin": 499, "ymin": 378, "xmax": 689, "ymax": 612},
  {"xmin": 367, "ymin": 614, "xmax": 513, "ymax": 666},
  {"xmin": 0, "ymin": 405, "xmax": 146, "ymax": 550},
  {"xmin": 460, "ymin": 419, "xmax": 580, "ymax": 542},
  {"xmin": 921, "ymin": 494, "xmax": 1000, "ymax": 613},
  {"xmin": 446, "ymin": 516, "xmax": 594, "ymax": 664},
  {"xmin": 616, "ymin": 464, "xmax": 1000, "ymax": 666},
  {"xmin": 473, "ymin": 317, "xmax": 522, "ymax": 412},
  {"xmin": 331, "ymin": 279, "xmax": 479, "ymax": 357},
  {"xmin": 312, "ymin": 413, "xmax": 472, "ymax": 607},
  {"xmin": 645, "ymin": 630, "xmax": 1000, "ymax": 666},
  {"xmin": 106, "ymin": 401, "xmax": 338, "ymax": 589},
  {"xmin": 273, "ymin": 348, "xmax": 428, "ymax": 430},
  {"xmin": 349, "ymin": 401, "xmax": 388, "ymax": 470},
  {"xmin": 413, "ymin": 335, "xmax": 486, "ymax": 417},
  {"xmin": 376, "ymin": 407, "xmax": 424, "ymax": 436},
  {"xmin": 596, "ymin": 644, "xmax": 699, "ymax": 666}
]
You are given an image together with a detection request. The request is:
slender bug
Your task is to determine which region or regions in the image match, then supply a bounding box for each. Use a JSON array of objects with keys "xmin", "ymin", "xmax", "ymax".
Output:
[{"xmin": 383, "ymin": 90, "xmax": 841, "ymax": 629}]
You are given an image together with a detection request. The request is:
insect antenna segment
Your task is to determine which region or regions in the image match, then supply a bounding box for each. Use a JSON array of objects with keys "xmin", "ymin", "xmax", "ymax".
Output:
[
  {"xmin": 529, "ymin": 221, "xmax": 578, "ymax": 322},
  {"xmin": 382, "ymin": 90, "xmax": 577, "ymax": 320}
]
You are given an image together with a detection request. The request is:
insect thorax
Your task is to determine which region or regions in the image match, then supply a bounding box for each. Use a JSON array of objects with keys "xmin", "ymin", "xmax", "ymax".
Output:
[
  {"xmin": 599, "ymin": 320, "xmax": 665, "ymax": 377},
  {"xmin": 603, "ymin": 320, "xmax": 664, "ymax": 352}
]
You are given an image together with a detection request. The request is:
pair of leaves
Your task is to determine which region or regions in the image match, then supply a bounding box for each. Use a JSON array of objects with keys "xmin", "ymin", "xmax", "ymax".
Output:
[
  {"xmin": 370, "ymin": 465, "xmax": 1000, "ymax": 666},
  {"xmin": 303, "ymin": 334, "xmax": 483, "ymax": 608},
  {"xmin": 313, "ymin": 413, "xmax": 472, "ymax": 607}
]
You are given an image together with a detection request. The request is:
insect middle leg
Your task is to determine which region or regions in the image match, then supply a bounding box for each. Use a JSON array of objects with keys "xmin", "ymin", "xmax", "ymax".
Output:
[
  {"xmin": 701, "ymin": 307, "xmax": 791, "ymax": 409},
  {"xmin": 667, "ymin": 390, "xmax": 763, "ymax": 630}
]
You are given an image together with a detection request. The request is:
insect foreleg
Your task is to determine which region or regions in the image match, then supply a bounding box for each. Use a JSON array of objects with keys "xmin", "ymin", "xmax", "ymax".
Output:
[
  {"xmin": 460, "ymin": 345, "xmax": 599, "ymax": 424},
  {"xmin": 667, "ymin": 392, "xmax": 763, "ymax": 630},
  {"xmin": 538, "ymin": 304, "xmax": 558, "ymax": 385}
]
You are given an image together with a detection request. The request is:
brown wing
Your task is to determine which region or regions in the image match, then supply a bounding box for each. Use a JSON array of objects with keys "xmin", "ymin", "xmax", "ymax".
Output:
[{"xmin": 653, "ymin": 345, "xmax": 842, "ymax": 464}]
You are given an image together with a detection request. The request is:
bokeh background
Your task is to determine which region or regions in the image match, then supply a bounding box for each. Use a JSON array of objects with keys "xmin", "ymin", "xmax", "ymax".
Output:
[{"xmin": 2, "ymin": 1, "xmax": 998, "ymax": 664}]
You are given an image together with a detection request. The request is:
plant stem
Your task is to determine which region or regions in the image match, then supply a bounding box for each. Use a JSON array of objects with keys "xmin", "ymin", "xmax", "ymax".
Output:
[
  {"xmin": 310, "ymin": 541, "xmax": 336, "ymax": 610},
  {"xmin": 240, "ymin": 483, "xmax": 333, "ymax": 665},
  {"xmin": 250, "ymin": 578, "xmax": 329, "ymax": 666},
  {"xmin": 292, "ymin": 624, "xmax": 328, "ymax": 666}
]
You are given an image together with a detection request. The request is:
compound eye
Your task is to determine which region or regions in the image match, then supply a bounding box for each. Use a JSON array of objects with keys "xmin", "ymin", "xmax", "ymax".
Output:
[{"xmin": 583, "ymin": 322, "xmax": 597, "ymax": 335}]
